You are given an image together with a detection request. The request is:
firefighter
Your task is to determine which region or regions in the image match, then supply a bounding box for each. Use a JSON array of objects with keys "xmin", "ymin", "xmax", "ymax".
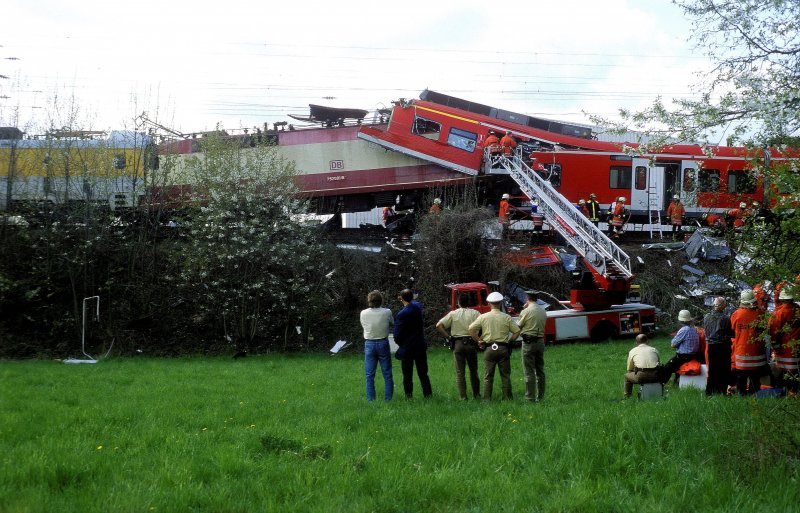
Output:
[
  {"xmin": 484, "ymin": 131, "xmax": 501, "ymax": 168},
  {"xmin": 586, "ymin": 193, "xmax": 601, "ymax": 226},
  {"xmin": 576, "ymin": 199, "xmax": 589, "ymax": 217},
  {"xmin": 382, "ymin": 205, "xmax": 395, "ymax": 227},
  {"xmin": 498, "ymin": 193, "xmax": 511, "ymax": 237},
  {"xmin": 727, "ymin": 201, "xmax": 748, "ymax": 229},
  {"xmin": 429, "ymin": 198, "xmax": 442, "ymax": 214},
  {"xmin": 484, "ymin": 131, "xmax": 500, "ymax": 155},
  {"xmin": 610, "ymin": 196, "xmax": 629, "ymax": 239},
  {"xmin": 666, "ymin": 195, "xmax": 685, "ymax": 240},
  {"xmin": 731, "ymin": 290, "xmax": 767, "ymax": 396},
  {"xmin": 768, "ymin": 287, "xmax": 800, "ymax": 396},
  {"xmin": 500, "ymin": 131, "xmax": 517, "ymax": 156}
]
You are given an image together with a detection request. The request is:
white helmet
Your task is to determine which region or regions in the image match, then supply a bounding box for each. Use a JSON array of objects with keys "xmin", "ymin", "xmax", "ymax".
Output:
[
  {"xmin": 502, "ymin": 193, "xmax": 510, "ymax": 200},
  {"xmin": 739, "ymin": 202, "xmax": 747, "ymax": 208},
  {"xmin": 433, "ymin": 198, "xmax": 441, "ymax": 205},
  {"xmin": 779, "ymin": 288, "xmax": 794, "ymax": 301},
  {"xmin": 618, "ymin": 196, "xmax": 626, "ymax": 202},
  {"xmin": 673, "ymin": 195, "xmax": 680, "ymax": 200},
  {"xmin": 486, "ymin": 292, "xmax": 504, "ymax": 303},
  {"xmin": 739, "ymin": 290, "xmax": 756, "ymax": 307}
]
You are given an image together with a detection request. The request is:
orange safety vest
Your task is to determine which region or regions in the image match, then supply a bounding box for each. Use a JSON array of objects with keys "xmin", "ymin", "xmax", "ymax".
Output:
[
  {"xmin": 612, "ymin": 202, "xmax": 627, "ymax": 227},
  {"xmin": 731, "ymin": 307, "xmax": 766, "ymax": 370},
  {"xmin": 498, "ymin": 199, "xmax": 510, "ymax": 222},
  {"xmin": 429, "ymin": 203, "xmax": 442, "ymax": 214},
  {"xmin": 485, "ymin": 134, "xmax": 500, "ymax": 155},
  {"xmin": 768, "ymin": 302, "xmax": 800, "ymax": 371},
  {"xmin": 500, "ymin": 135, "xmax": 517, "ymax": 156}
]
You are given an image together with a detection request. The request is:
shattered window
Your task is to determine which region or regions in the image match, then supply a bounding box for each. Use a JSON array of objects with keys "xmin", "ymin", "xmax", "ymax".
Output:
[
  {"xmin": 683, "ymin": 168, "xmax": 696, "ymax": 192},
  {"xmin": 447, "ymin": 127, "xmax": 477, "ymax": 152},
  {"xmin": 412, "ymin": 116, "xmax": 441, "ymax": 140},
  {"xmin": 698, "ymin": 169, "xmax": 720, "ymax": 192},
  {"xmin": 609, "ymin": 166, "xmax": 632, "ymax": 189},
  {"xmin": 727, "ymin": 170, "xmax": 756, "ymax": 194}
]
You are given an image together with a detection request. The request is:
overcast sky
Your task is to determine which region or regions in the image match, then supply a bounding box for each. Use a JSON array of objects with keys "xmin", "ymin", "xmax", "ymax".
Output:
[{"xmin": 0, "ymin": 0, "xmax": 708, "ymax": 136}]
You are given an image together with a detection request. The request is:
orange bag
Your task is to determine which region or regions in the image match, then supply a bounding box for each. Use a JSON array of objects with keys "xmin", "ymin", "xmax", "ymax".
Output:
[{"xmin": 677, "ymin": 360, "xmax": 701, "ymax": 376}]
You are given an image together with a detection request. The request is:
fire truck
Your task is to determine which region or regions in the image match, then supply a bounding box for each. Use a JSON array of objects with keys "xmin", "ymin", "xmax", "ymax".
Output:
[{"xmin": 446, "ymin": 281, "xmax": 656, "ymax": 343}]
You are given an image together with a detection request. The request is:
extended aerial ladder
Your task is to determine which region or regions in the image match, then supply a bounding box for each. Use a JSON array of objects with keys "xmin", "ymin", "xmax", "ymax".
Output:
[{"xmin": 489, "ymin": 149, "xmax": 633, "ymax": 310}]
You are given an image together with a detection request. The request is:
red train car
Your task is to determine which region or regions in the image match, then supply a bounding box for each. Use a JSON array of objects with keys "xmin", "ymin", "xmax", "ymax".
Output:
[{"xmin": 359, "ymin": 90, "xmax": 797, "ymax": 223}]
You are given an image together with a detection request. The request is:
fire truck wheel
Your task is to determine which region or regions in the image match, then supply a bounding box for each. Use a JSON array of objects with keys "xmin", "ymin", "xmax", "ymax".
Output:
[{"xmin": 590, "ymin": 321, "xmax": 616, "ymax": 343}]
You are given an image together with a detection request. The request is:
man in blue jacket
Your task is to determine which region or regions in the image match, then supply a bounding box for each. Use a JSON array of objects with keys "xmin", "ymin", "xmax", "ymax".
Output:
[{"xmin": 394, "ymin": 289, "xmax": 433, "ymax": 398}]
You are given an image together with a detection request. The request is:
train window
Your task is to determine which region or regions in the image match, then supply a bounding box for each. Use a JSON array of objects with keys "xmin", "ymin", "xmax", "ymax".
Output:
[
  {"xmin": 698, "ymin": 169, "xmax": 720, "ymax": 192},
  {"xmin": 113, "ymin": 154, "xmax": 126, "ymax": 170},
  {"xmin": 609, "ymin": 166, "xmax": 632, "ymax": 189},
  {"xmin": 635, "ymin": 166, "xmax": 647, "ymax": 190},
  {"xmin": 727, "ymin": 170, "xmax": 756, "ymax": 194},
  {"xmin": 447, "ymin": 127, "xmax": 477, "ymax": 152},
  {"xmin": 682, "ymin": 168, "xmax": 696, "ymax": 192},
  {"xmin": 412, "ymin": 116, "xmax": 441, "ymax": 140},
  {"xmin": 610, "ymin": 155, "xmax": 632, "ymax": 161}
]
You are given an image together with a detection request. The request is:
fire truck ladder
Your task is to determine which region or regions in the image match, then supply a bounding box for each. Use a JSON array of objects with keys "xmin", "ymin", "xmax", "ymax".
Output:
[
  {"xmin": 647, "ymin": 184, "xmax": 663, "ymax": 239},
  {"xmin": 493, "ymin": 151, "xmax": 633, "ymax": 285}
]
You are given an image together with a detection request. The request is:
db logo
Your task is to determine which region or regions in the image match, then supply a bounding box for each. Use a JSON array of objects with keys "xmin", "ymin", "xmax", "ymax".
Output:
[{"xmin": 329, "ymin": 160, "xmax": 344, "ymax": 170}]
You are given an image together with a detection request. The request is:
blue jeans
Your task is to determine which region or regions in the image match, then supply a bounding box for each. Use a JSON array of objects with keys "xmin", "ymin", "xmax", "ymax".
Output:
[{"xmin": 365, "ymin": 339, "xmax": 393, "ymax": 401}]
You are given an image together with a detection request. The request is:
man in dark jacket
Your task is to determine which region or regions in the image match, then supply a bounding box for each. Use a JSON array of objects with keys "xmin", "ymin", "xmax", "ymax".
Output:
[
  {"xmin": 394, "ymin": 289, "xmax": 432, "ymax": 398},
  {"xmin": 703, "ymin": 297, "xmax": 733, "ymax": 395}
]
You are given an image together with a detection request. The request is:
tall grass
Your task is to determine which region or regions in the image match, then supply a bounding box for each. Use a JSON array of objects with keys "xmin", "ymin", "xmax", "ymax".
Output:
[{"xmin": 2, "ymin": 337, "xmax": 798, "ymax": 513}]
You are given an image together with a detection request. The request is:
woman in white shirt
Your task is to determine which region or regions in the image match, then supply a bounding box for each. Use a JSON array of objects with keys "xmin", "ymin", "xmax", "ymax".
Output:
[{"xmin": 360, "ymin": 290, "xmax": 394, "ymax": 401}]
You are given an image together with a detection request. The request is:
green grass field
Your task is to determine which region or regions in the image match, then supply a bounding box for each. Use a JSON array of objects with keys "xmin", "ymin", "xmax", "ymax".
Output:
[{"xmin": 2, "ymin": 337, "xmax": 798, "ymax": 513}]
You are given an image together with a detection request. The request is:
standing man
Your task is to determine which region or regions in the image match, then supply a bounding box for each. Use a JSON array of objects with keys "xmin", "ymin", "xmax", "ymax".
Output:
[
  {"xmin": 499, "ymin": 193, "xmax": 511, "ymax": 237},
  {"xmin": 429, "ymin": 198, "xmax": 442, "ymax": 214},
  {"xmin": 500, "ymin": 131, "xmax": 517, "ymax": 156},
  {"xmin": 468, "ymin": 291, "xmax": 520, "ymax": 400},
  {"xmin": 484, "ymin": 131, "xmax": 501, "ymax": 155},
  {"xmin": 576, "ymin": 199, "xmax": 589, "ymax": 218},
  {"xmin": 436, "ymin": 293, "xmax": 481, "ymax": 400},
  {"xmin": 382, "ymin": 205, "xmax": 395, "ymax": 227},
  {"xmin": 517, "ymin": 290, "xmax": 547, "ymax": 402},
  {"xmin": 662, "ymin": 309, "xmax": 701, "ymax": 384},
  {"xmin": 394, "ymin": 289, "xmax": 432, "ymax": 399},
  {"xmin": 586, "ymin": 193, "xmax": 601, "ymax": 227},
  {"xmin": 768, "ymin": 287, "xmax": 800, "ymax": 397},
  {"xmin": 703, "ymin": 297, "xmax": 734, "ymax": 395},
  {"xmin": 667, "ymin": 195, "xmax": 685, "ymax": 240},
  {"xmin": 360, "ymin": 290, "xmax": 394, "ymax": 402},
  {"xmin": 611, "ymin": 196, "xmax": 630, "ymax": 239},
  {"xmin": 731, "ymin": 290, "xmax": 767, "ymax": 396},
  {"xmin": 623, "ymin": 334, "xmax": 661, "ymax": 399}
]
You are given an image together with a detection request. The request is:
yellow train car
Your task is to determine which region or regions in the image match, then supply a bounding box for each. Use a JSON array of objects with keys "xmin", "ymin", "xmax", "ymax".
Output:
[{"xmin": 0, "ymin": 128, "xmax": 152, "ymax": 211}]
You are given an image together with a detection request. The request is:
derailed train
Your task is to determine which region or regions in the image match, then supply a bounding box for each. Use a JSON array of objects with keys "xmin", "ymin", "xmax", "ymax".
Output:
[{"xmin": 2, "ymin": 90, "xmax": 796, "ymax": 220}]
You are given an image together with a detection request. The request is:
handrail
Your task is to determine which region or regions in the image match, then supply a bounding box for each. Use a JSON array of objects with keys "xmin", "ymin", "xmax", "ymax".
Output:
[{"xmin": 490, "ymin": 148, "xmax": 632, "ymax": 279}]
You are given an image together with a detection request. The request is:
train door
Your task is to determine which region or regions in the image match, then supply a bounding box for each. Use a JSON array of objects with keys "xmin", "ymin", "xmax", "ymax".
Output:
[
  {"xmin": 630, "ymin": 158, "xmax": 664, "ymax": 212},
  {"xmin": 679, "ymin": 160, "xmax": 698, "ymax": 208}
]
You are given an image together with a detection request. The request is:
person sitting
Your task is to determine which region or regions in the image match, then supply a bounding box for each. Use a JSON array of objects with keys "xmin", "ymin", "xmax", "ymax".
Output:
[
  {"xmin": 624, "ymin": 334, "xmax": 661, "ymax": 399},
  {"xmin": 662, "ymin": 309, "xmax": 701, "ymax": 384}
]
